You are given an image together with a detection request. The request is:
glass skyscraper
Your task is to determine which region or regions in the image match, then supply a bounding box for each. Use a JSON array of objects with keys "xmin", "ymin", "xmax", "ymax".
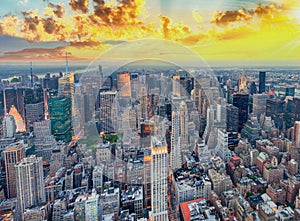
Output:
[{"xmin": 48, "ymin": 96, "xmax": 72, "ymax": 143}]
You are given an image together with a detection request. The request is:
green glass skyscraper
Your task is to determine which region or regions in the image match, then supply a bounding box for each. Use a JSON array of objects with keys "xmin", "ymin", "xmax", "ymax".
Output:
[{"xmin": 48, "ymin": 96, "xmax": 72, "ymax": 143}]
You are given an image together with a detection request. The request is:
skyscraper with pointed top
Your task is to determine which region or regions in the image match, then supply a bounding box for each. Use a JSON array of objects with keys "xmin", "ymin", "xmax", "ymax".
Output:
[{"xmin": 49, "ymin": 52, "xmax": 73, "ymax": 143}]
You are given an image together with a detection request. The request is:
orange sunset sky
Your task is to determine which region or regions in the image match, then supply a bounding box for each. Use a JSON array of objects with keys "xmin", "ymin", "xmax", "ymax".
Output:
[{"xmin": 0, "ymin": 0, "xmax": 299, "ymax": 65}]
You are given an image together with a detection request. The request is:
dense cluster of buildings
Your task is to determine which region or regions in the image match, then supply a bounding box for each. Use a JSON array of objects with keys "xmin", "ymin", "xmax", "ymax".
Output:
[{"xmin": 0, "ymin": 63, "xmax": 299, "ymax": 221}]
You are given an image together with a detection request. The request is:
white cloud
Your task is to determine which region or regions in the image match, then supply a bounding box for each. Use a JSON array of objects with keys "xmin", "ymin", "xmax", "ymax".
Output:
[{"xmin": 19, "ymin": 0, "xmax": 28, "ymax": 5}]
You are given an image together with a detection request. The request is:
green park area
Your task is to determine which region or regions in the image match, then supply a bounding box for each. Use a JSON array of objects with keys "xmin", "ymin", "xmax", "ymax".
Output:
[
  {"xmin": 78, "ymin": 133, "xmax": 120, "ymax": 150},
  {"xmin": 78, "ymin": 135, "xmax": 99, "ymax": 150}
]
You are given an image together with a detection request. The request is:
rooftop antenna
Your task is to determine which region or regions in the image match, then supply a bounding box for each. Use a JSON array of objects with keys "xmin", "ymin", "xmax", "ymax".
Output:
[
  {"xmin": 30, "ymin": 61, "xmax": 33, "ymax": 87},
  {"xmin": 65, "ymin": 52, "xmax": 69, "ymax": 77}
]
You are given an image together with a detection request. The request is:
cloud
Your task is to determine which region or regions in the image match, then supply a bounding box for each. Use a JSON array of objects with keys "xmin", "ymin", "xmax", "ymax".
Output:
[
  {"xmin": 93, "ymin": 0, "xmax": 145, "ymax": 26},
  {"xmin": 69, "ymin": 0, "xmax": 89, "ymax": 13},
  {"xmin": 212, "ymin": 9, "xmax": 252, "ymax": 26},
  {"xmin": 159, "ymin": 15, "xmax": 190, "ymax": 40},
  {"xmin": 0, "ymin": 35, "xmax": 69, "ymax": 54},
  {"xmin": 47, "ymin": 3, "xmax": 65, "ymax": 18},
  {"xmin": 192, "ymin": 10, "xmax": 203, "ymax": 23},
  {"xmin": 211, "ymin": 4, "xmax": 282, "ymax": 26},
  {"xmin": 0, "ymin": 47, "xmax": 70, "ymax": 61},
  {"xmin": 19, "ymin": 0, "xmax": 28, "ymax": 5},
  {"xmin": 0, "ymin": 0, "xmax": 299, "ymax": 62}
]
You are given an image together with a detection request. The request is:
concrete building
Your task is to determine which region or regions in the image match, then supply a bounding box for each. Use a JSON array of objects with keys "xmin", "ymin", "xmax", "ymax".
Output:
[
  {"xmin": 170, "ymin": 111, "xmax": 182, "ymax": 170},
  {"xmin": 121, "ymin": 186, "xmax": 144, "ymax": 218},
  {"xmin": 151, "ymin": 136, "xmax": 169, "ymax": 221},
  {"xmin": 208, "ymin": 169, "xmax": 233, "ymax": 195},
  {"xmin": 15, "ymin": 156, "xmax": 46, "ymax": 221},
  {"xmin": 3, "ymin": 142, "xmax": 25, "ymax": 198},
  {"xmin": 2, "ymin": 114, "xmax": 16, "ymax": 138}
]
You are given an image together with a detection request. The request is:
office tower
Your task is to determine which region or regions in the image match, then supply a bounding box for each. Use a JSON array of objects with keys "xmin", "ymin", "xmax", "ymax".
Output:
[
  {"xmin": 3, "ymin": 142, "xmax": 25, "ymax": 198},
  {"xmin": 0, "ymin": 90, "xmax": 4, "ymax": 134},
  {"xmin": 295, "ymin": 121, "xmax": 300, "ymax": 148},
  {"xmin": 117, "ymin": 72, "xmax": 131, "ymax": 97},
  {"xmin": 179, "ymin": 101, "xmax": 188, "ymax": 148},
  {"xmin": 286, "ymin": 86, "xmax": 295, "ymax": 97},
  {"xmin": 216, "ymin": 128, "xmax": 231, "ymax": 162},
  {"xmin": 286, "ymin": 97, "xmax": 300, "ymax": 129},
  {"xmin": 238, "ymin": 72, "xmax": 247, "ymax": 92},
  {"xmin": 266, "ymin": 98, "xmax": 285, "ymax": 130},
  {"xmin": 43, "ymin": 74, "xmax": 59, "ymax": 90},
  {"xmin": 250, "ymin": 82, "xmax": 257, "ymax": 95},
  {"xmin": 52, "ymin": 200, "xmax": 67, "ymax": 221},
  {"xmin": 139, "ymin": 86, "xmax": 148, "ymax": 121},
  {"xmin": 241, "ymin": 115, "xmax": 260, "ymax": 145},
  {"xmin": 143, "ymin": 155, "xmax": 151, "ymax": 209},
  {"xmin": 93, "ymin": 165, "xmax": 104, "ymax": 190},
  {"xmin": 74, "ymin": 164, "xmax": 84, "ymax": 188},
  {"xmin": 48, "ymin": 96, "xmax": 72, "ymax": 143},
  {"xmin": 65, "ymin": 169, "xmax": 74, "ymax": 190},
  {"xmin": 34, "ymin": 120, "xmax": 57, "ymax": 160},
  {"xmin": 180, "ymin": 76, "xmax": 194, "ymax": 96},
  {"xmin": 2, "ymin": 114, "xmax": 16, "ymax": 138},
  {"xmin": 151, "ymin": 136, "xmax": 169, "ymax": 221},
  {"xmin": 4, "ymin": 88, "xmax": 25, "ymax": 120},
  {"xmin": 97, "ymin": 90, "xmax": 117, "ymax": 133},
  {"xmin": 253, "ymin": 93, "xmax": 268, "ymax": 118},
  {"xmin": 172, "ymin": 75, "xmax": 181, "ymax": 96},
  {"xmin": 226, "ymin": 104, "xmax": 239, "ymax": 133},
  {"xmin": 259, "ymin": 71, "xmax": 266, "ymax": 93},
  {"xmin": 25, "ymin": 102, "xmax": 44, "ymax": 132},
  {"xmin": 73, "ymin": 85, "xmax": 86, "ymax": 137},
  {"xmin": 170, "ymin": 111, "xmax": 181, "ymax": 170},
  {"xmin": 23, "ymin": 85, "xmax": 44, "ymax": 131},
  {"xmin": 233, "ymin": 92, "xmax": 249, "ymax": 132},
  {"xmin": 15, "ymin": 156, "xmax": 45, "ymax": 221},
  {"xmin": 58, "ymin": 74, "xmax": 74, "ymax": 98}
]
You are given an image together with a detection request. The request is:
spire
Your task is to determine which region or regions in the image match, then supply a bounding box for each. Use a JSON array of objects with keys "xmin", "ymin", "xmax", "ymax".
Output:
[
  {"xmin": 65, "ymin": 52, "xmax": 69, "ymax": 76},
  {"xmin": 30, "ymin": 61, "xmax": 33, "ymax": 87}
]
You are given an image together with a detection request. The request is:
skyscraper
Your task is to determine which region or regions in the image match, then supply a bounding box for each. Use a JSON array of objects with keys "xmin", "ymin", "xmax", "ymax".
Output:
[
  {"xmin": 2, "ymin": 114, "xmax": 16, "ymax": 138},
  {"xmin": 238, "ymin": 72, "xmax": 247, "ymax": 92},
  {"xmin": 25, "ymin": 102, "xmax": 44, "ymax": 131},
  {"xmin": 266, "ymin": 98, "xmax": 285, "ymax": 130},
  {"xmin": 241, "ymin": 115, "xmax": 261, "ymax": 145},
  {"xmin": 98, "ymin": 90, "xmax": 117, "ymax": 133},
  {"xmin": 117, "ymin": 72, "xmax": 131, "ymax": 97},
  {"xmin": 48, "ymin": 96, "xmax": 72, "ymax": 143},
  {"xmin": 286, "ymin": 98, "xmax": 300, "ymax": 129},
  {"xmin": 34, "ymin": 120, "xmax": 57, "ymax": 160},
  {"xmin": 233, "ymin": 92, "xmax": 249, "ymax": 132},
  {"xmin": 253, "ymin": 93, "xmax": 269, "ymax": 118},
  {"xmin": 172, "ymin": 75, "xmax": 181, "ymax": 96},
  {"xmin": 170, "ymin": 111, "xmax": 181, "ymax": 170},
  {"xmin": 216, "ymin": 128, "xmax": 231, "ymax": 162},
  {"xmin": 151, "ymin": 136, "xmax": 169, "ymax": 221},
  {"xmin": 259, "ymin": 71, "xmax": 266, "ymax": 94},
  {"xmin": 179, "ymin": 101, "xmax": 188, "ymax": 148},
  {"xmin": 15, "ymin": 156, "xmax": 45, "ymax": 221},
  {"xmin": 226, "ymin": 104, "xmax": 239, "ymax": 133},
  {"xmin": 295, "ymin": 121, "xmax": 300, "ymax": 148},
  {"xmin": 3, "ymin": 142, "xmax": 25, "ymax": 198},
  {"xmin": 24, "ymin": 85, "xmax": 44, "ymax": 131}
]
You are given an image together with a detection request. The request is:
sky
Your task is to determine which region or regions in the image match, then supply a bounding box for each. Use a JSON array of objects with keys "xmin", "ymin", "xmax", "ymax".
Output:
[{"xmin": 0, "ymin": 0, "xmax": 299, "ymax": 65}]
